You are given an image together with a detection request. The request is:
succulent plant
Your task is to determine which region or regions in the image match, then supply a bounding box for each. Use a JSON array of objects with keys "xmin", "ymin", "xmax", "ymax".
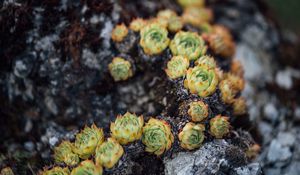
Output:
[
  {"xmin": 108, "ymin": 57, "xmax": 133, "ymax": 82},
  {"xmin": 246, "ymin": 144, "xmax": 261, "ymax": 159},
  {"xmin": 167, "ymin": 16, "xmax": 183, "ymax": 33},
  {"xmin": 73, "ymin": 124, "xmax": 104, "ymax": 159},
  {"xmin": 230, "ymin": 60, "xmax": 244, "ymax": 78},
  {"xmin": 140, "ymin": 23, "xmax": 170, "ymax": 55},
  {"xmin": 1, "ymin": 167, "xmax": 14, "ymax": 175},
  {"xmin": 182, "ymin": 7, "xmax": 213, "ymax": 27},
  {"xmin": 170, "ymin": 31, "xmax": 207, "ymax": 61},
  {"xmin": 71, "ymin": 160, "xmax": 103, "ymax": 175},
  {"xmin": 195, "ymin": 55, "xmax": 217, "ymax": 69},
  {"xmin": 184, "ymin": 64, "xmax": 218, "ymax": 97},
  {"xmin": 165, "ymin": 56, "xmax": 190, "ymax": 79},
  {"xmin": 178, "ymin": 122, "xmax": 205, "ymax": 150},
  {"xmin": 54, "ymin": 141, "xmax": 80, "ymax": 166},
  {"xmin": 42, "ymin": 167, "xmax": 70, "ymax": 175},
  {"xmin": 206, "ymin": 25, "xmax": 235, "ymax": 58},
  {"xmin": 111, "ymin": 23, "xmax": 128, "ymax": 42},
  {"xmin": 233, "ymin": 97, "xmax": 247, "ymax": 116},
  {"xmin": 95, "ymin": 138, "xmax": 124, "ymax": 169},
  {"xmin": 210, "ymin": 115, "xmax": 230, "ymax": 139},
  {"xmin": 129, "ymin": 18, "xmax": 147, "ymax": 32},
  {"xmin": 219, "ymin": 79, "xmax": 237, "ymax": 104},
  {"xmin": 142, "ymin": 118, "xmax": 174, "ymax": 156},
  {"xmin": 224, "ymin": 73, "xmax": 245, "ymax": 91},
  {"xmin": 188, "ymin": 101, "xmax": 209, "ymax": 122},
  {"xmin": 177, "ymin": 0, "xmax": 205, "ymax": 8},
  {"xmin": 110, "ymin": 112, "xmax": 144, "ymax": 145},
  {"xmin": 157, "ymin": 9, "xmax": 177, "ymax": 20}
]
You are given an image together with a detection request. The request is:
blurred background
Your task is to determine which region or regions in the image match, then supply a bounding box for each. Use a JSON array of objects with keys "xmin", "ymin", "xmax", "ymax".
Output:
[{"xmin": 266, "ymin": 0, "xmax": 300, "ymax": 35}]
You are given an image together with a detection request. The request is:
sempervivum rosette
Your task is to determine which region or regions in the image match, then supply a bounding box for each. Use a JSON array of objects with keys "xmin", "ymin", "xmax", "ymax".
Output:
[
  {"xmin": 71, "ymin": 160, "xmax": 103, "ymax": 175},
  {"xmin": 178, "ymin": 122, "xmax": 205, "ymax": 150},
  {"xmin": 184, "ymin": 64, "xmax": 218, "ymax": 97},
  {"xmin": 205, "ymin": 25, "xmax": 235, "ymax": 58},
  {"xmin": 210, "ymin": 115, "xmax": 230, "ymax": 139},
  {"xmin": 165, "ymin": 56, "xmax": 190, "ymax": 79},
  {"xmin": 72, "ymin": 124, "xmax": 104, "ymax": 159},
  {"xmin": 42, "ymin": 167, "xmax": 70, "ymax": 175},
  {"xmin": 95, "ymin": 138, "xmax": 124, "ymax": 169},
  {"xmin": 177, "ymin": 0, "xmax": 205, "ymax": 8},
  {"xmin": 110, "ymin": 112, "xmax": 144, "ymax": 145},
  {"xmin": 142, "ymin": 118, "xmax": 174, "ymax": 156},
  {"xmin": 170, "ymin": 31, "xmax": 207, "ymax": 61},
  {"xmin": 54, "ymin": 141, "xmax": 79, "ymax": 166},
  {"xmin": 140, "ymin": 23, "xmax": 170, "ymax": 55},
  {"xmin": 188, "ymin": 101, "xmax": 209, "ymax": 122},
  {"xmin": 108, "ymin": 57, "xmax": 133, "ymax": 82}
]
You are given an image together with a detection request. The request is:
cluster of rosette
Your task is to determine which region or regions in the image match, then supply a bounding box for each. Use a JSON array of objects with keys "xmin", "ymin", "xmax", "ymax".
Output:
[{"xmin": 40, "ymin": 0, "xmax": 250, "ymax": 174}]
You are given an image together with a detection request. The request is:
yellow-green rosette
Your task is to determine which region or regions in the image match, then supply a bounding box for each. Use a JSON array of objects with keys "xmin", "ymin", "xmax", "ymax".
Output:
[
  {"xmin": 182, "ymin": 7, "xmax": 213, "ymax": 27},
  {"xmin": 129, "ymin": 18, "xmax": 147, "ymax": 32},
  {"xmin": 108, "ymin": 57, "xmax": 133, "ymax": 82},
  {"xmin": 177, "ymin": 0, "xmax": 205, "ymax": 8},
  {"xmin": 165, "ymin": 56, "xmax": 189, "ymax": 79},
  {"xmin": 73, "ymin": 124, "xmax": 104, "ymax": 159},
  {"xmin": 170, "ymin": 31, "xmax": 207, "ymax": 61},
  {"xmin": 219, "ymin": 79, "xmax": 237, "ymax": 104},
  {"xmin": 233, "ymin": 97, "xmax": 247, "ymax": 116},
  {"xmin": 225, "ymin": 73, "xmax": 245, "ymax": 91},
  {"xmin": 71, "ymin": 160, "xmax": 103, "ymax": 175},
  {"xmin": 42, "ymin": 167, "xmax": 70, "ymax": 175},
  {"xmin": 54, "ymin": 141, "xmax": 79, "ymax": 166},
  {"xmin": 210, "ymin": 115, "xmax": 230, "ymax": 139},
  {"xmin": 188, "ymin": 101, "xmax": 209, "ymax": 122},
  {"xmin": 140, "ymin": 23, "xmax": 170, "ymax": 55},
  {"xmin": 1, "ymin": 167, "xmax": 14, "ymax": 175},
  {"xmin": 111, "ymin": 23, "xmax": 128, "ymax": 42},
  {"xmin": 195, "ymin": 55, "xmax": 217, "ymax": 69},
  {"xmin": 157, "ymin": 9, "xmax": 177, "ymax": 20},
  {"xmin": 207, "ymin": 25, "xmax": 235, "ymax": 58},
  {"xmin": 110, "ymin": 112, "xmax": 144, "ymax": 145},
  {"xmin": 167, "ymin": 16, "xmax": 183, "ymax": 33},
  {"xmin": 178, "ymin": 122, "xmax": 205, "ymax": 150},
  {"xmin": 95, "ymin": 138, "xmax": 124, "ymax": 169},
  {"xmin": 184, "ymin": 64, "xmax": 218, "ymax": 97},
  {"xmin": 142, "ymin": 118, "xmax": 174, "ymax": 156}
]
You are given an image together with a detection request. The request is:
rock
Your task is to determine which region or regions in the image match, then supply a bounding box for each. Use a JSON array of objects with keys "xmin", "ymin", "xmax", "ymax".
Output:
[
  {"xmin": 264, "ymin": 168, "xmax": 281, "ymax": 175},
  {"xmin": 277, "ymin": 132, "xmax": 295, "ymax": 147},
  {"xmin": 164, "ymin": 140, "xmax": 259, "ymax": 175},
  {"xmin": 275, "ymin": 69, "xmax": 293, "ymax": 90},
  {"xmin": 263, "ymin": 103, "xmax": 279, "ymax": 121},
  {"xmin": 285, "ymin": 161, "xmax": 300, "ymax": 175},
  {"xmin": 267, "ymin": 140, "xmax": 292, "ymax": 164},
  {"xmin": 233, "ymin": 163, "xmax": 262, "ymax": 175}
]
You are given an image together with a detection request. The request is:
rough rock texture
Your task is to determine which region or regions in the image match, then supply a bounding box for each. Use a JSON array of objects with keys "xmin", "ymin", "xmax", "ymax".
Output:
[{"xmin": 165, "ymin": 138, "xmax": 262, "ymax": 175}]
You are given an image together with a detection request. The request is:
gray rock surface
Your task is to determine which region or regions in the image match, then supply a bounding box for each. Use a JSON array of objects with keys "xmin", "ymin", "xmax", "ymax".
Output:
[{"xmin": 164, "ymin": 140, "xmax": 262, "ymax": 175}]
